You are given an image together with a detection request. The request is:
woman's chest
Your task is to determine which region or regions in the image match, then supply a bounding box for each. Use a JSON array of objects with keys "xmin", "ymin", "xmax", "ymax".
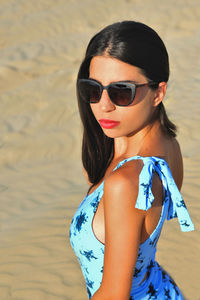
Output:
[{"xmin": 70, "ymin": 188, "xmax": 105, "ymax": 248}]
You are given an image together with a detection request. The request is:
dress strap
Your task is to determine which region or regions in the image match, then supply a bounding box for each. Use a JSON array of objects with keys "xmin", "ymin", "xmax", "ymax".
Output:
[{"xmin": 112, "ymin": 156, "xmax": 195, "ymax": 232}]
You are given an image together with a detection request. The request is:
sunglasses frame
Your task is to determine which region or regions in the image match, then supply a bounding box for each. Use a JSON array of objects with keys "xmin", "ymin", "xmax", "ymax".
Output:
[{"xmin": 78, "ymin": 78, "xmax": 158, "ymax": 107}]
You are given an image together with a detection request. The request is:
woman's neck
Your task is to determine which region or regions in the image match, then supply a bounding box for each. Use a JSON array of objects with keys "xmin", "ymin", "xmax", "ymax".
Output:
[{"xmin": 113, "ymin": 120, "xmax": 162, "ymax": 160}]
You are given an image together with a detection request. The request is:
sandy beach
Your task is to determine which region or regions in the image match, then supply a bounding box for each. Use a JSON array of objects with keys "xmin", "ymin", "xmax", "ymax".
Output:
[{"xmin": 0, "ymin": 0, "xmax": 199, "ymax": 299}]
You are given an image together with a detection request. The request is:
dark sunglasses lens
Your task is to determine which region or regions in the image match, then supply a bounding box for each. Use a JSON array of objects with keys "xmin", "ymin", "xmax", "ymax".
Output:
[
  {"xmin": 108, "ymin": 83, "xmax": 134, "ymax": 106},
  {"xmin": 79, "ymin": 80, "xmax": 101, "ymax": 103}
]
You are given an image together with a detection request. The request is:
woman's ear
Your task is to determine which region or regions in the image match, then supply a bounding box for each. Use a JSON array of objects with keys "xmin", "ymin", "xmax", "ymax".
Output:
[{"xmin": 153, "ymin": 82, "xmax": 167, "ymax": 107}]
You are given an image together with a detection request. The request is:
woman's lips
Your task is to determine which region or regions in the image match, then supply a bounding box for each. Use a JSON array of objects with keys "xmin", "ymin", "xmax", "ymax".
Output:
[{"xmin": 99, "ymin": 119, "xmax": 120, "ymax": 129}]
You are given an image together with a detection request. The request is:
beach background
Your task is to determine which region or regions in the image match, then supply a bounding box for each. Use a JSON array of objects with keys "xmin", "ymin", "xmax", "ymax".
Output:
[{"xmin": 0, "ymin": 0, "xmax": 199, "ymax": 299}]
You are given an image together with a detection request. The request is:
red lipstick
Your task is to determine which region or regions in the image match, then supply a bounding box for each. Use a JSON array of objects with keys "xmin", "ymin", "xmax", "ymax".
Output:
[{"xmin": 99, "ymin": 119, "xmax": 120, "ymax": 129}]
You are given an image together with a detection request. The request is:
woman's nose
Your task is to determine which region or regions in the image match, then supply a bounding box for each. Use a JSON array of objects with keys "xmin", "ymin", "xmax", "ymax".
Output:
[{"xmin": 99, "ymin": 90, "xmax": 116, "ymax": 112}]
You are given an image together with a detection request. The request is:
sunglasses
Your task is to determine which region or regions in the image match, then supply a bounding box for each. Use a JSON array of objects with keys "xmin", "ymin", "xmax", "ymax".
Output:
[{"xmin": 78, "ymin": 78, "xmax": 157, "ymax": 107}]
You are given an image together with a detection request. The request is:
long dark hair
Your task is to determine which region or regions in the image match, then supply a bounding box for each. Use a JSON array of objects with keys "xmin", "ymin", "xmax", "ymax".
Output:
[{"xmin": 76, "ymin": 21, "xmax": 176, "ymax": 187}]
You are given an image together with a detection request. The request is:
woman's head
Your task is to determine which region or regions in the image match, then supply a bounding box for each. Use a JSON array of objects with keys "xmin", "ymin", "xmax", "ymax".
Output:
[
  {"xmin": 78, "ymin": 20, "xmax": 169, "ymax": 85},
  {"xmin": 77, "ymin": 21, "xmax": 176, "ymax": 185}
]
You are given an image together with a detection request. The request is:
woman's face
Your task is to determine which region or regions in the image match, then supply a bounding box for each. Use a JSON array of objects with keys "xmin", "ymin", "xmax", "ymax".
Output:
[{"xmin": 89, "ymin": 55, "xmax": 159, "ymax": 138}]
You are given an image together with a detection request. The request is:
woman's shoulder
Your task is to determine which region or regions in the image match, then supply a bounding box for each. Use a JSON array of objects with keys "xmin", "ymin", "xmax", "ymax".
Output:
[
  {"xmin": 103, "ymin": 158, "xmax": 148, "ymax": 208},
  {"xmin": 139, "ymin": 135, "xmax": 183, "ymax": 188},
  {"xmin": 105, "ymin": 157, "xmax": 140, "ymax": 184},
  {"xmin": 103, "ymin": 158, "xmax": 148, "ymax": 223},
  {"xmin": 164, "ymin": 137, "xmax": 183, "ymax": 189},
  {"xmin": 104, "ymin": 156, "xmax": 163, "ymax": 201},
  {"xmin": 107, "ymin": 157, "xmax": 144, "ymax": 183}
]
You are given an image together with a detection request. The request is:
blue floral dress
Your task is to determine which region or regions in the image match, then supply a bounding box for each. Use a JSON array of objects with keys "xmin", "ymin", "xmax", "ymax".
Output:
[{"xmin": 69, "ymin": 156, "xmax": 194, "ymax": 299}]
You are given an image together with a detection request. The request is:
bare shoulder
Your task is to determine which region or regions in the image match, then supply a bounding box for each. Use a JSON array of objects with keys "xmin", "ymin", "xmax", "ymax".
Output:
[
  {"xmin": 104, "ymin": 159, "xmax": 145, "ymax": 211},
  {"xmin": 168, "ymin": 137, "xmax": 183, "ymax": 189},
  {"xmin": 171, "ymin": 137, "xmax": 182, "ymax": 158},
  {"xmin": 103, "ymin": 157, "xmax": 164, "ymax": 213}
]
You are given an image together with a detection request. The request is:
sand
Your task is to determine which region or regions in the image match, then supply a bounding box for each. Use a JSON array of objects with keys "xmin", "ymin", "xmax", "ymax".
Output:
[{"xmin": 0, "ymin": 0, "xmax": 199, "ymax": 299}]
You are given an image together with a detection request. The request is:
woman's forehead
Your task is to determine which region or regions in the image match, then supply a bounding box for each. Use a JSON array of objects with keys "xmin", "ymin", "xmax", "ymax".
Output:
[{"xmin": 89, "ymin": 56, "xmax": 146, "ymax": 83}]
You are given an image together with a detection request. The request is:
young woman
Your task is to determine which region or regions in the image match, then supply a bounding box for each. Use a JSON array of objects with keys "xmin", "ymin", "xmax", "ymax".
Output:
[{"xmin": 69, "ymin": 21, "xmax": 194, "ymax": 300}]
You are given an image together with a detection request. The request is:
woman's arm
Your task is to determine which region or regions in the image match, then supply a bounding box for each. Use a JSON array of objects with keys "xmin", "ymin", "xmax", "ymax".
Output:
[{"xmin": 91, "ymin": 160, "xmax": 146, "ymax": 300}]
